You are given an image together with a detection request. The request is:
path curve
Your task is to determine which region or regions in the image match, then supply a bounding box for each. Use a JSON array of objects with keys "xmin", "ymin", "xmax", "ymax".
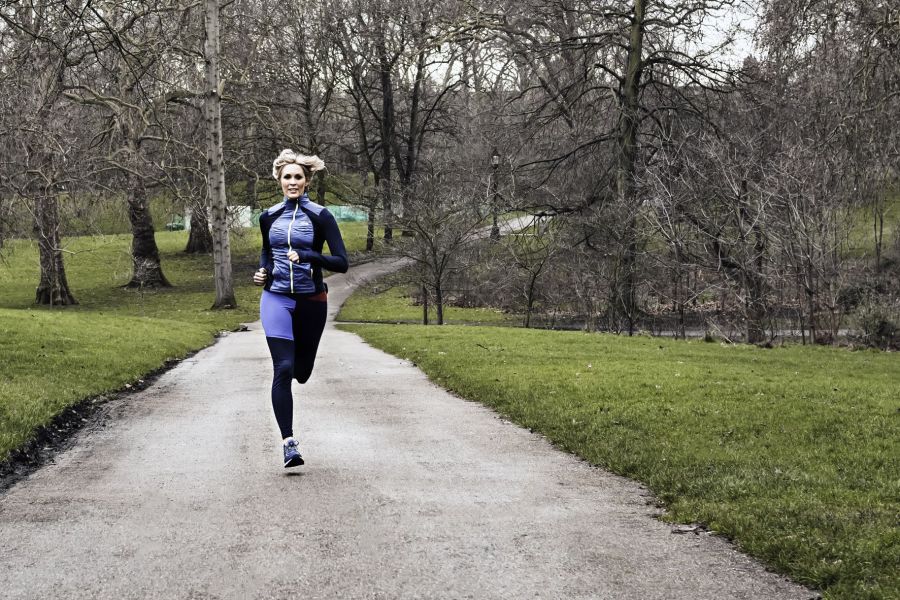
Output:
[{"xmin": 0, "ymin": 259, "xmax": 815, "ymax": 599}]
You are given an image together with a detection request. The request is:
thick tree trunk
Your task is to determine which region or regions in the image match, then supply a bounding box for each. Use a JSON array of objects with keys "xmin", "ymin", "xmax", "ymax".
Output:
[
  {"xmin": 205, "ymin": 0, "xmax": 236, "ymax": 309},
  {"xmin": 126, "ymin": 181, "xmax": 170, "ymax": 288},
  {"xmin": 34, "ymin": 194, "xmax": 77, "ymax": 305},
  {"xmin": 185, "ymin": 200, "xmax": 213, "ymax": 254}
]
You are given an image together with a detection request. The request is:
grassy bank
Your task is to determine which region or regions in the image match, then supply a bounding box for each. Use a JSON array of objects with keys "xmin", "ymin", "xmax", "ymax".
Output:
[
  {"xmin": 0, "ymin": 222, "xmax": 368, "ymax": 462},
  {"xmin": 339, "ymin": 323, "xmax": 899, "ymax": 600}
]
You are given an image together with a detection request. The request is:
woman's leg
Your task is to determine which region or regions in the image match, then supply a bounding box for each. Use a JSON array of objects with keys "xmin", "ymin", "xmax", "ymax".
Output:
[
  {"xmin": 291, "ymin": 296, "xmax": 328, "ymax": 384},
  {"xmin": 260, "ymin": 291, "xmax": 298, "ymax": 439},
  {"xmin": 265, "ymin": 337, "xmax": 295, "ymax": 439}
]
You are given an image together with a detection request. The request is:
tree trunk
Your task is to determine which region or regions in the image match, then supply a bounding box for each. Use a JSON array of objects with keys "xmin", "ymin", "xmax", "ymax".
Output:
[
  {"xmin": 359, "ymin": 132, "xmax": 375, "ymax": 253},
  {"xmin": 316, "ymin": 175, "xmax": 327, "ymax": 205},
  {"xmin": 611, "ymin": 0, "xmax": 645, "ymax": 335},
  {"xmin": 524, "ymin": 294, "xmax": 533, "ymax": 328},
  {"xmin": 435, "ymin": 279, "xmax": 444, "ymax": 325},
  {"xmin": 34, "ymin": 194, "xmax": 77, "ymax": 305},
  {"xmin": 399, "ymin": 29, "xmax": 427, "ymax": 239},
  {"xmin": 366, "ymin": 198, "xmax": 376, "ymax": 252},
  {"xmin": 422, "ymin": 283, "xmax": 429, "ymax": 325},
  {"xmin": 185, "ymin": 199, "xmax": 213, "ymax": 254},
  {"xmin": 205, "ymin": 0, "xmax": 236, "ymax": 309},
  {"xmin": 376, "ymin": 21, "xmax": 394, "ymax": 243},
  {"xmin": 746, "ymin": 275, "xmax": 767, "ymax": 344},
  {"xmin": 246, "ymin": 174, "xmax": 258, "ymax": 208},
  {"xmin": 126, "ymin": 181, "xmax": 170, "ymax": 288},
  {"xmin": 490, "ymin": 165, "xmax": 500, "ymax": 241},
  {"xmin": 874, "ymin": 196, "xmax": 884, "ymax": 273},
  {"xmin": 746, "ymin": 206, "xmax": 767, "ymax": 344},
  {"xmin": 23, "ymin": 15, "xmax": 76, "ymax": 306}
]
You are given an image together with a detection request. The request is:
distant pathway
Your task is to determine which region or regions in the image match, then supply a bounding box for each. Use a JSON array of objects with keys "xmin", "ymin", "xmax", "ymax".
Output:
[{"xmin": 0, "ymin": 258, "xmax": 814, "ymax": 599}]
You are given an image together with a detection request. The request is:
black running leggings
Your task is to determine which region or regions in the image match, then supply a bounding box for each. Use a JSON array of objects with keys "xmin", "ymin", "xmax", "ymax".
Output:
[{"xmin": 261, "ymin": 291, "xmax": 328, "ymax": 439}]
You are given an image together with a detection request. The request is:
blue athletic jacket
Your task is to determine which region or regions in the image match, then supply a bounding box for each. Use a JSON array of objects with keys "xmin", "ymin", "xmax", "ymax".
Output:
[{"xmin": 258, "ymin": 194, "xmax": 349, "ymax": 295}]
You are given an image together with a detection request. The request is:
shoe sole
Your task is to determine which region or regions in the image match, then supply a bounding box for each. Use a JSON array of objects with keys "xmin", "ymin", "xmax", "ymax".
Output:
[{"xmin": 284, "ymin": 455, "xmax": 305, "ymax": 468}]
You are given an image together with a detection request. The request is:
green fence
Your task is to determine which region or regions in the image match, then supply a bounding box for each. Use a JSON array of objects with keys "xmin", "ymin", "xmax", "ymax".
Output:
[{"xmin": 328, "ymin": 206, "xmax": 368, "ymax": 222}]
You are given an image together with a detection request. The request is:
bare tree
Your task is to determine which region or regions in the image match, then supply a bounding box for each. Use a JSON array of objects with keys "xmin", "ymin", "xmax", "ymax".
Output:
[
  {"xmin": 502, "ymin": 216, "xmax": 561, "ymax": 328},
  {"xmin": 0, "ymin": 1, "xmax": 84, "ymax": 304},
  {"xmin": 204, "ymin": 0, "xmax": 235, "ymax": 308},
  {"xmin": 387, "ymin": 174, "xmax": 483, "ymax": 324}
]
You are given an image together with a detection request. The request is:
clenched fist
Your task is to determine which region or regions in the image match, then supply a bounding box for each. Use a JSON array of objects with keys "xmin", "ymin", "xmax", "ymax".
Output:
[{"xmin": 252, "ymin": 268, "xmax": 267, "ymax": 286}]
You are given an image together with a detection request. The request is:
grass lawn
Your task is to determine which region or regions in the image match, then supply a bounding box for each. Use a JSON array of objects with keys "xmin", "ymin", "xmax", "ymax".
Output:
[
  {"xmin": 337, "ymin": 279, "xmax": 521, "ymax": 325},
  {"xmin": 0, "ymin": 222, "xmax": 368, "ymax": 463},
  {"xmin": 339, "ymin": 323, "xmax": 899, "ymax": 600}
]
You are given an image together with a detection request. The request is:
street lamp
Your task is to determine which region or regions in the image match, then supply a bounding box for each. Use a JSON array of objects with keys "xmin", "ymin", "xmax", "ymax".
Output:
[{"xmin": 490, "ymin": 149, "xmax": 500, "ymax": 240}]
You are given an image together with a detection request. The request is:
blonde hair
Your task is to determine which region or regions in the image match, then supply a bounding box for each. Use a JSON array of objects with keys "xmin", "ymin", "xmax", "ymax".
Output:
[{"xmin": 272, "ymin": 149, "xmax": 326, "ymax": 180}]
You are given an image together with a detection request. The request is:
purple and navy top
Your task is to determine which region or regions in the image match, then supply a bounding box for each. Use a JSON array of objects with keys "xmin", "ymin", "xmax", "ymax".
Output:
[{"xmin": 258, "ymin": 194, "xmax": 349, "ymax": 295}]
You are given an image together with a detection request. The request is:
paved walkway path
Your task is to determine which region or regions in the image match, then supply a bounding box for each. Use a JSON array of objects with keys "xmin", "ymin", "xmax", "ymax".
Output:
[{"xmin": 0, "ymin": 260, "xmax": 814, "ymax": 599}]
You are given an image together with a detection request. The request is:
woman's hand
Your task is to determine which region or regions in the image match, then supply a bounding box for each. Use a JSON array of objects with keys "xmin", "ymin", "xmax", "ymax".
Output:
[
  {"xmin": 288, "ymin": 250, "xmax": 312, "ymax": 263},
  {"xmin": 252, "ymin": 268, "xmax": 267, "ymax": 286}
]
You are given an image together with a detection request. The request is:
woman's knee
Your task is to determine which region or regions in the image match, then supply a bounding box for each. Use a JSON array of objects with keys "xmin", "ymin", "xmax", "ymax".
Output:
[{"xmin": 273, "ymin": 357, "xmax": 295, "ymax": 382}]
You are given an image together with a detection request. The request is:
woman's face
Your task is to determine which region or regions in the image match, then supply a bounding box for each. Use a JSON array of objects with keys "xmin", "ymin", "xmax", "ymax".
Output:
[{"xmin": 280, "ymin": 164, "xmax": 308, "ymax": 199}]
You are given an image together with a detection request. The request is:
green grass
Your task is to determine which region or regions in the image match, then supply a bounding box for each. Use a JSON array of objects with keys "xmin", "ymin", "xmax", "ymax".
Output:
[
  {"xmin": 0, "ymin": 310, "xmax": 219, "ymax": 459},
  {"xmin": 846, "ymin": 193, "xmax": 900, "ymax": 259},
  {"xmin": 333, "ymin": 221, "xmax": 369, "ymax": 255},
  {"xmin": 0, "ymin": 223, "xmax": 369, "ymax": 463},
  {"xmin": 339, "ymin": 323, "xmax": 900, "ymax": 600},
  {"xmin": 337, "ymin": 280, "xmax": 520, "ymax": 325}
]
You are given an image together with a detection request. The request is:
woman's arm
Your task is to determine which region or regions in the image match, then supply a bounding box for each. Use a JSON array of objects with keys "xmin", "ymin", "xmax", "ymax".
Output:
[
  {"xmin": 293, "ymin": 209, "xmax": 349, "ymax": 273},
  {"xmin": 258, "ymin": 212, "xmax": 275, "ymax": 279}
]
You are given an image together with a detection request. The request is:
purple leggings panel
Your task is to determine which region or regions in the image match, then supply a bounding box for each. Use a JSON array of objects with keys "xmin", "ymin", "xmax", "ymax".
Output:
[
  {"xmin": 260, "ymin": 289, "xmax": 298, "ymax": 340},
  {"xmin": 259, "ymin": 290, "xmax": 328, "ymax": 439}
]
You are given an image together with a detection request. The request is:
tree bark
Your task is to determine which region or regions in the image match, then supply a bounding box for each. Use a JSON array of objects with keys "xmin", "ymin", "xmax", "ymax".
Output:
[
  {"xmin": 34, "ymin": 194, "xmax": 77, "ymax": 305},
  {"xmin": 125, "ymin": 178, "xmax": 170, "ymax": 288},
  {"xmin": 205, "ymin": 0, "xmax": 236, "ymax": 309},
  {"xmin": 435, "ymin": 279, "xmax": 444, "ymax": 325},
  {"xmin": 185, "ymin": 199, "xmax": 213, "ymax": 254}
]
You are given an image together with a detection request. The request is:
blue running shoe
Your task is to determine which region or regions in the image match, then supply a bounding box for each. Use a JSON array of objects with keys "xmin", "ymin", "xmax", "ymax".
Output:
[{"xmin": 283, "ymin": 438, "xmax": 304, "ymax": 468}]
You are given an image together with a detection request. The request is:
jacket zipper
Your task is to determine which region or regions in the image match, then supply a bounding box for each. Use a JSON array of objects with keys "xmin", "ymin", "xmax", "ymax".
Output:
[{"xmin": 287, "ymin": 204, "xmax": 299, "ymax": 293}]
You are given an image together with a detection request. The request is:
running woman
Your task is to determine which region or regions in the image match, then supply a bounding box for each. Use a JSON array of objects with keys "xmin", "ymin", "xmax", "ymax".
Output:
[{"xmin": 252, "ymin": 149, "xmax": 349, "ymax": 468}]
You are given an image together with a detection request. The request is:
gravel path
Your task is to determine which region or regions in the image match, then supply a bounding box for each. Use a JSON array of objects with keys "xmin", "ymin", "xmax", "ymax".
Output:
[{"xmin": 0, "ymin": 259, "xmax": 815, "ymax": 599}]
